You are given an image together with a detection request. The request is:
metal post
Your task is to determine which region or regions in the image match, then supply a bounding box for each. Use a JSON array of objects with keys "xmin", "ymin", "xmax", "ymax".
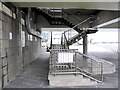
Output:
[
  {"xmin": 50, "ymin": 51, "xmax": 52, "ymax": 74},
  {"xmin": 50, "ymin": 31, "xmax": 52, "ymax": 49},
  {"xmin": 54, "ymin": 51, "xmax": 57, "ymax": 76},
  {"xmin": 83, "ymin": 33, "xmax": 88, "ymax": 69},
  {"xmin": 1, "ymin": 58, "xmax": 4, "ymax": 88},
  {"xmin": 61, "ymin": 34, "xmax": 63, "ymax": 45},
  {"xmin": 75, "ymin": 52, "xmax": 77, "ymax": 76},
  {"xmin": 83, "ymin": 33, "xmax": 87, "ymax": 55},
  {"xmin": 91, "ymin": 59, "xmax": 93, "ymax": 74},
  {"xmin": 101, "ymin": 62, "xmax": 103, "ymax": 82}
]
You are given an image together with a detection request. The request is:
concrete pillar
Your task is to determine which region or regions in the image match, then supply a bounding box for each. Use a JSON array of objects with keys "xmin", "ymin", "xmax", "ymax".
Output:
[
  {"xmin": 82, "ymin": 33, "xmax": 88, "ymax": 68},
  {"xmin": 83, "ymin": 33, "xmax": 87, "ymax": 55}
]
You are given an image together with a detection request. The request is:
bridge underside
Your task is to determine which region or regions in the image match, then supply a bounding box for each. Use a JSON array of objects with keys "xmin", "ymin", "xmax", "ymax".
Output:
[{"xmin": 0, "ymin": 1, "xmax": 118, "ymax": 89}]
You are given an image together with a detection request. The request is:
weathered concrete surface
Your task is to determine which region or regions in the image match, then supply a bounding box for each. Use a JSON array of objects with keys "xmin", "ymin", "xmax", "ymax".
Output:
[
  {"xmin": 48, "ymin": 74, "xmax": 98, "ymax": 87},
  {"xmin": 88, "ymin": 51, "xmax": 118, "ymax": 88},
  {"xmin": 0, "ymin": 8, "xmax": 42, "ymax": 89},
  {"xmin": 3, "ymin": 50, "xmax": 118, "ymax": 88},
  {"xmin": 4, "ymin": 52, "xmax": 50, "ymax": 88}
]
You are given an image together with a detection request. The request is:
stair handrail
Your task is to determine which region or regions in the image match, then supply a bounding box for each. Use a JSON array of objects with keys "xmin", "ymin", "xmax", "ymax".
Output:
[
  {"xmin": 75, "ymin": 51, "xmax": 104, "ymax": 82},
  {"xmin": 67, "ymin": 30, "xmax": 86, "ymax": 42},
  {"xmin": 50, "ymin": 48, "xmax": 104, "ymax": 83},
  {"xmin": 39, "ymin": 8, "xmax": 53, "ymax": 17},
  {"xmin": 62, "ymin": 9, "xmax": 82, "ymax": 22},
  {"xmin": 44, "ymin": 8, "xmax": 83, "ymax": 24},
  {"xmin": 40, "ymin": 8, "xmax": 97, "ymax": 47},
  {"xmin": 61, "ymin": 32, "xmax": 70, "ymax": 49},
  {"xmin": 75, "ymin": 51, "xmax": 103, "ymax": 63},
  {"xmin": 40, "ymin": 8, "xmax": 96, "ymax": 31},
  {"xmin": 64, "ymin": 16, "xmax": 95, "ymax": 33},
  {"xmin": 51, "ymin": 45, "xmax": 104, "ymax": 82},
  {"xmin": 40, "ymin": 8, "xmax": 80, "ymax": 24},
  {"xmin": 62, "ymin": 16, "xmax": 94, "ymax": 45},
  {"xmin": 61, "ymin": 11, "xmax": 81, "ymax": 24}
]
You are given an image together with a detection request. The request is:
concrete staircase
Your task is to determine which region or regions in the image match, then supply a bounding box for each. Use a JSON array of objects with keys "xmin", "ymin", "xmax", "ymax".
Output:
[
  {"xmin": 48, "ymin": 73, "xmax": 97, "ymax": 87},
  {"xmin": 38, "ymin": 8, "xmax": 98, "ymax": 46},
  {"xmin": 39, "ymin": 9, "xmax": 98, "ymax": 34},
  {"xmin": 49, "ymin": 45, "xmax": 116, "ymax": 87}
]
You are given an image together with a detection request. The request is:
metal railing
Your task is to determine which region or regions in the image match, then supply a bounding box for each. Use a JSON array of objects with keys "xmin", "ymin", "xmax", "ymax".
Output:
[
  {"xmin": 39, "ymin": 8, "xmax": 94, "ymax": 27},
  {"xmin": 40, "ymin": 8, "xmax": 96, "ymax": 38},
  {"xmin": 75, "ymin": 51, "xmax": 103, "ymax": 82},
  {"xmin": 49, "ymin": 48, "xmax": 104, "ymax": 82},
  {"xmin": 63, "ymin": 9, "xmax": 82, "ymax": 22},
  {"xmin": 63, "ymin": 16, "xmax": 95, "ymax": 34},
  {"xmin": 52, "ymin": 44, "xmax": 63, "ymax": 49},
  {"xmin": 61, "ymin": 16, "xmax": 96, "ymax": 47},
  {"xmin": 61, "ymin": 33, "xmax": 69, "ymax": 49},
  {"xmin": 62, "ymin": 10, "xmax": 81, "ymax": 25},
  {"xmin": 40, "ymin": 8, "xmax": 63, "ymax": 18},
  {"xmin": 49, "ymin": 49, "xmax": 77, "ymax": 75},
  {"xmin": 40, "ymin": 8, "xmax": 98, "ymax": 48}
]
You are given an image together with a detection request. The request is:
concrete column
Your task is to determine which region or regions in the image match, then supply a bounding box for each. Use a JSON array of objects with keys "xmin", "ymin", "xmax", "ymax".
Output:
[
  {"xmin": 83, "ymin": 33, "xmax": 88, "ymax": 55},
  {"xmin": 82, "ymin": 33, "xmax": 88, "ymax": 67}
]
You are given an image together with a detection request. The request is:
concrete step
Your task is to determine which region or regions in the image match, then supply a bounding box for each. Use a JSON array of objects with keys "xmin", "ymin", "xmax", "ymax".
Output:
[
  {"xmin": 48, "ymin": 74, "xmax": 83, "ymax": 80},
  {"xmin": 48, "ymin": 74, "xmax": 97, "ymax": 86}
]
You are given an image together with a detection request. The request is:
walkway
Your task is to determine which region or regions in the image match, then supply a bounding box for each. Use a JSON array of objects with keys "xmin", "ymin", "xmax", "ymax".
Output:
[
  {"xmin": 3, "ymin": 48, "xmax": 118, "ymax": 88},
  {"xmin": 4, "ymin": 52, "xmax": 50, "ymax": 88}
]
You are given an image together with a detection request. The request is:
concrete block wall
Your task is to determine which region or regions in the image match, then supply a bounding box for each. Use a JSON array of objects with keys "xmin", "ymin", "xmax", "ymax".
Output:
[
  {"xmin": 22, "ymin": 25, "xmax": 41, "ymax": 68},
  {"xmin": 0, "ymin": 14, "xmax": 2, "ymax": 89},
  {"xmin": 0, "ymin": 3, "xmax": 41, "ymax": 89}
]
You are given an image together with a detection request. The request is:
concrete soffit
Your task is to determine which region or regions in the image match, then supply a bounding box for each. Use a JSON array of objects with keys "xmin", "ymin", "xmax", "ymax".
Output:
[{"xmin": 7, "ymin": 1, "xmax": 119, "ymax": 11}]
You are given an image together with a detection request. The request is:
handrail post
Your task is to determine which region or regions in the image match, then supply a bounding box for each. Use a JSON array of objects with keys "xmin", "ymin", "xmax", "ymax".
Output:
[
  {"xmin": 50, "ymin": 31, "xmax": 52, "ymax": 49},
  {"xmin": 75, "ymin": 52, "xmax": 77, "ymax": 75},
  {"xmin": 63, "ymin": 33, "xmax": 65, "ymax": 48},
  {"xmin": 61, "ymin": 33, "xmax": 62, "ymax": 45},
  {"xmin": 101, "ymin": 62, "xmax": 103, "ymax": 82},
  {"xmin": 49, "ymin": 51, "xmax": 52, "ymax": 74},
  {"xmin": 54, "ymin": 51, "xmax": 57, "ymax": 76},
  {"xmin": 91, "ymin": 59, "xmax": 93, "ymax": 74}
]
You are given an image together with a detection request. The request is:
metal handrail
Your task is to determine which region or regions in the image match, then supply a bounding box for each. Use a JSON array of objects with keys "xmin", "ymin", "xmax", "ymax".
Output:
[
  {"xmin": 61, "ymin": 16, "xmax": 91, "ymax": 46},
  {"xmin": 40, "ymin": 8, "xmax": 96, "ymax": 33},
  {"xmin": 51, "ymin": 71, "xmax": 102, "ymax": 83},
  {"xmin": 40, "ymin": 8, "xmax": 95, "ymax": 32},
  {"xmin": 75, "ymin": 51, "xmax": 102, "ymax": 63},
  {"xmin": 61, "ymin": 16, "xmax": 95, "ymax": 47},
  {"xmin": 41, "ymin": 8, "xmax": 79, "ymax": 24},
  {"xmin": 76, "ymin": 51, "xmax": 103, "ymax": 79},
  {"xmin": 80, "ymin": 52, "xmax": 114, "ymax": 66},
  {"xmin": 63, "ymin": 9, "xmax": 82, "ymax": 22},
  {"xmin": 49, "ymin": 48, "xmax": 104, "ymax": 82},
  {"xmin": 62, "ymin": 11, "xmax": 79, "ymax": 24},
  {"xmin": 64, "ymin": 16, "xmax": 94, "ymax": 33},
  {"xmin": 40, "ymin": 8, "xmax": 96, "ymax": 47},
  {"xmin": 40, "ymin": 8, "xmax": 53, "ymax": 17},
  {"xmin": 40, "ymin": 8, "xmax": 82, "ymax": 24}
]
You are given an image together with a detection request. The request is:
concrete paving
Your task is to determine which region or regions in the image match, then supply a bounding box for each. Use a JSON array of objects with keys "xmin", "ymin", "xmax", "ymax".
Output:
[
  {"xmin": 88, "ymin": 51, "xmax": 118, "ymax": 88},
  {"xmin": 3, "ymin": 47, "xmax": 118, "ymax": 88},
  {"xmin": 4, "ymin": 52, "xmax": 50, "ymax": 88}
]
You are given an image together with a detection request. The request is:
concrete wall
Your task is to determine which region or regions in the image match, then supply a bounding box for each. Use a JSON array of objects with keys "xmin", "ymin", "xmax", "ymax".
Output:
[
  {"xmin": 0, "ymin": 14, "xmax": 2, "ymax": 89},
  {"xmin": 0, "ymin": 3, "xmax": 41, "ymax": 89}
]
